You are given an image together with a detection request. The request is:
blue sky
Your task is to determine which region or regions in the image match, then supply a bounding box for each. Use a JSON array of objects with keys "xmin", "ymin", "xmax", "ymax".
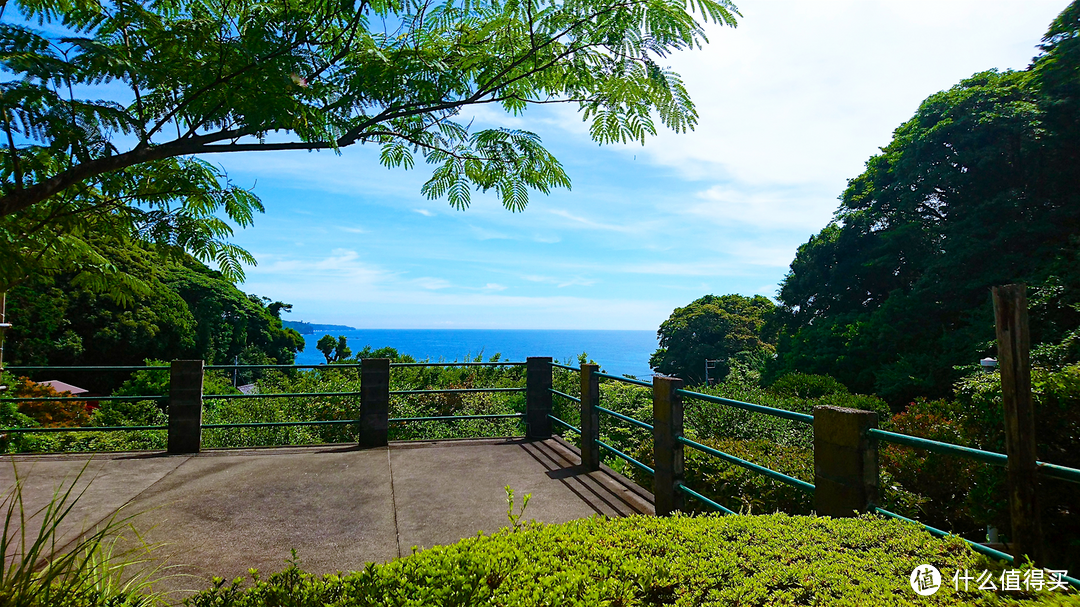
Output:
[{"xmin": 212, "ymin": 0, "xmax": 1068, "ymax": 330}]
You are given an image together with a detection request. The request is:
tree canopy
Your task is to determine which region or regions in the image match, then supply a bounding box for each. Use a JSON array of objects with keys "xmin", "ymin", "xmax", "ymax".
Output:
[
  {"xmin": 772, "ymin": 1, "xmax": 1080, "ymax": 403},
  {"xmin": 650, "ymin": 294, "xmax": 776, "ymax": 385},
  {"xmin": 5, "ymin": 242, "xmax": 304, "ymax": 392},
  {"xmin": 0, "ymin": 0, "xmax": 738, "ymax": 291}
]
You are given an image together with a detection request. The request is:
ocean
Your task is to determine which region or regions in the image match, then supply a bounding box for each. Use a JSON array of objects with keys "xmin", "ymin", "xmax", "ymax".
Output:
[{"xmin": 294, "ymin": 329, "xmax": 659, "ymax": 378}]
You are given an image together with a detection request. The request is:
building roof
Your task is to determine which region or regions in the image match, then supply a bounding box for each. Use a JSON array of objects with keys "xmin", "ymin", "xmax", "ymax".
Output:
[{"xmin": 39, "ymin": 380, "xmax": 90, "ymax": 395}]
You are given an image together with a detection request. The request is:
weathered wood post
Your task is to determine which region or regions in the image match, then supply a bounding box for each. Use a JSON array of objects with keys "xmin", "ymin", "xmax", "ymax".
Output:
[
  {"xmin": 992, "ymin": 284, "xmax": 1045, "ymax": 565},
  {"xmin": 360, "ymin": 358, "xmax": 390, "ymax": 448},
  {"xmin": 653, "ymin": 375, "xmax": 684, "ymax": 516},
  {"xmin": 526, "ymin": 357, "xmax": 553, "ymax": 439},
  {"xmin": 813, "ymin": 405, "xmax": 879, "ymax": 517},
  {"xmin": 579, "ymin": 363, "xmax": 601, "ymax": 471},
  {"xmin": 168, "ymin": 360, "xmax": 204, "ymax": 454}
]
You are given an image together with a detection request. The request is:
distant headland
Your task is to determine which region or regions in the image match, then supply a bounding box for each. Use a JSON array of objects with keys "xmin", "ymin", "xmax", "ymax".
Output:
[{"xmin": 282, "ymin": 320, "xmax": 358, "ymax": 335}]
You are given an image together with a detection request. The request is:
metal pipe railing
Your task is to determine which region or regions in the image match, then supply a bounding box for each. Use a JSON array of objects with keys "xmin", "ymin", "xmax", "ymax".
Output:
[
  {"xmin": 677, "ymin": 484, "xmax": 735, "ymax": 515},
  {"xmin": 592, "ymin": 371, "xmax": 652, "ymax": 388},
  {"xmin": 597, "ymin": 439, "xmax": 654, "ymax": 475},
  {"xmin": 549, "ymin": 388, "xmax": 580, "ymax": 403},
  {"xmin": 676, "ymin": 389, "xmax": 814, "ymax": 424},
  {"xmin": 596, "ymin": 405, "xmax": 653, "ymax": 431},
  {"xmin": 677, "ymin": 435, "xmax": 815, "ymax": 494}
]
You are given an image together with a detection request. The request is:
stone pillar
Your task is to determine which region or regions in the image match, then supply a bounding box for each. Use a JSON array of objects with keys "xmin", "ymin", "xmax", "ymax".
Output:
[
  {"xmin": 168, "ymin": 360, "xmax": 204, "ymax": 454},
  {"xmin": 653, "ymin": 375, "xmax": 685, "ymax": 516},
  {"xmin": 360, "ymin": 358, "xmax": 390, "ymax": 448},
  {"xmin": 526, "ymin": 357, "xmax": 553, "ymax": 439},
  {"xmin": 579, "ymin": 363, "xmax": 600, "ymax": 471},
  {"xmin": 993, "ymin": 284, "xmax": 1045, "ymax": 565},
  {"xmin": 813, "ymin": 405, "xmax": 879, "ymax": 517}
]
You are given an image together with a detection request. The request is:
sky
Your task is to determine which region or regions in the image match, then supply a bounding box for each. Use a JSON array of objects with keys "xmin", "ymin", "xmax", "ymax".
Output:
[{"xmin": 212, "ymin": 0, "xmax": 1069, "ymax": 331}]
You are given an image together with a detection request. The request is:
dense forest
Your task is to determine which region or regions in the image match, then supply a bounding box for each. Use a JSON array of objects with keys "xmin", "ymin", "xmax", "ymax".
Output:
[
  {"xmin": 3, "ymin": 242, "xmax": 304, "ymax": 393},
  {"xmin": 647, "ymin": 3, "xmax": 1080, "ymax": 570},
  {"xmin": 656, "ymin": 1, "xmax": 1080, "ymax": 405}
]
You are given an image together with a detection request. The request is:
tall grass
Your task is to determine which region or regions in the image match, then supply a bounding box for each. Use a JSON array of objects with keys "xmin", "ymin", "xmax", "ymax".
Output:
[{"xmin": 1, "ymin": 462, "xmax": 167, "ymax": 607}]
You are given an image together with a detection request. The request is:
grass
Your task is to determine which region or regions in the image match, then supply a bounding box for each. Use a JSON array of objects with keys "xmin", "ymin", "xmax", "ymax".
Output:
[{"xmin": 0, "ymin": 461, "xmax": 168, "ymax": 607}]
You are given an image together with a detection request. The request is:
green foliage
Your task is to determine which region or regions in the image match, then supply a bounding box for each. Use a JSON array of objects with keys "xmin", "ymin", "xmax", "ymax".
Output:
[
  {"xmin": 1, "ymin": 0, "xmax": 738, "ymax": 289},
  {"xmin": 774, "ymin": 2, "xmax": 1080, "ymax": 404},
  {"xmin": 4, "ymin": 244, "xmax": 304, "ymax": 393},
  {"xmin": 185, "ymin": 513, "xmax": 1075, "ymax": 606},
  {"xmin": 768, "ymin": 372, "xmax": 848, "ymax": 400},
  {"xmin": 651, "ymin": 294, "xmax": 778, "ymax": 385},
  {"xmin": 875, "ymin": 366, "xmax": 1080, "ymax": 571}
]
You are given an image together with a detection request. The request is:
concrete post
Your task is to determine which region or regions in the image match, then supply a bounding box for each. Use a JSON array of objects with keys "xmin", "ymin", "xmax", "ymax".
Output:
[
  {"xmin": 168, "ymin": 360, "xmax": 204, "ymax": 454},
  {"xmin": 813, "ymin": 405, "xmax": 879, "ymax": 517},
  {"xmin": 526, "ymin": 357, "xmax": 553, "ymax": 439},
  {"xmin": 579, "ymin": 363, "xmax": 600, "ymax": 471},
  {"xmin": 653, "ymin": 375, "xmax": 684, "ymax": 516},
  {"xmin": 360, "ymin": 358, "xmax": 390, "ymax": 448}
]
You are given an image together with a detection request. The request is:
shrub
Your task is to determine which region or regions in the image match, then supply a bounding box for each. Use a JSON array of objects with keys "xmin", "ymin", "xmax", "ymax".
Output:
[
  {"xmin": 768, "ymin": 372, "xmax": 849, "ymax": 400},
  {"xmin": 8, "ymin": 378, "xmax": 91, "ymax": 428},
  {"xmin": 186, "ymin": 514, "xmax": 1078, "ymax": 607}
]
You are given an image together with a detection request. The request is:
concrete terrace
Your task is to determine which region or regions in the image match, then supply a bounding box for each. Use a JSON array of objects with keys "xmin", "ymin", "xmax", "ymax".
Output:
[{"xmin": 0, "ymin": 437, "xmax": 653, "ymax": 597}]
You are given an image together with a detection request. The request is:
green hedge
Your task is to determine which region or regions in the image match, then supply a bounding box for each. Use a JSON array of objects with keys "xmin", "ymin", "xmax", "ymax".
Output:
[{"xmin": 186, "ymin": 514, "xmax": 1078, "ymax": 607}]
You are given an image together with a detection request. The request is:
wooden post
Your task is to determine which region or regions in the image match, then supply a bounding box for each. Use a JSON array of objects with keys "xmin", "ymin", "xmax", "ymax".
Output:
[
  {"xmin": 813, "ymin": 405, "xmax": 879, "ymax": 517},
  {"xmin": 168, "ymin": 360, "xmax": 204, "ymax": 454},
  {"xmin": 360, "ymin": 358, "xmax": 390, "ymax": 448},
  {"xmin": 992, "ymin": 284, "xmax": 1045, "ymax": 565},
  {"xmin": 526, "ymin": 357, "xmax": 553, "ymax": 439},
  {"xmin": 653, "ymin": 375, "xmax": 684, "ymax": 516},
  {"xmin": 579, "ymin": 363, "xmax": 600, "ymax": 471}
]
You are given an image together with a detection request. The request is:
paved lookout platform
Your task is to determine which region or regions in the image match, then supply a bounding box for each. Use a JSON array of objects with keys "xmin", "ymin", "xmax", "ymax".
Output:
[{"xmin": 0, "ymin": 437, "xmax": 652, "ymax": 597}]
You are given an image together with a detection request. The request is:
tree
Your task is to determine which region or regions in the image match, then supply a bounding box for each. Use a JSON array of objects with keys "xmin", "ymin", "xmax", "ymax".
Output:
[
  {"xmin": 774, "ymin": 1, "xmax": 1080, "ymax": 403},
  {"xmin": 4, "ymin": 241, "xmax": 305, "ymax": 392},
  {"xmin": 316, "ymin": 335, "xmax": 352, "ymax": 364},
  {"xmin": 650, "ymin": 294, "xmax": 777, "ymax": 385},
  {"xmin": 0, "ymin": 0, "xmax": 738, "ymax": 289}
]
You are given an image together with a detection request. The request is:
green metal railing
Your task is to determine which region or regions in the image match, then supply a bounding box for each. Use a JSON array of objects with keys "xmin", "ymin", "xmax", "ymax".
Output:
[
  {"xmin": 677, "ymin": 435, "xmax": 815, "ymax": 494},
  {"xmin": 1, "ymin": 362, "xmax": 528, "ymax": 437},
  {"xmin": 1, "ymin": 395, "xmax": 167, "ymax": 403},
  {"xmin": 390, "ymin": 413, "xmax": 524, "ymax": 423},
  {"xmin": 390, "ymin": 388, "xmax": 525, "ymax": 395},
  {"xmin": 548, "ymin": 415, "xmax": 580, "ymax": 434},
  {"xmin": 9, "ymin": 359, "xmax": 1080, "ymax": 582},
  {"xmin": 869, "ymin": 428, "xmax": 1080, "ymax": 485},
  {"xmin": 2, "ymin": 425, "xmax": 167, "ymax": 433},
  {"xmin": 592, "ymin": 371, "xmax": 653, "ymax": 388},
  {"xmin": 597, "ymin": 439, "xmax": 654, "ymax": 475},
  {"xmin": 677, "ymin": 484, "xmax": 736, "ymax": 515},
  {"xmin": 676, "ymin": 389, "xmax": 814, "ymax": 424},
  {"xmin": 596, "ymin": 405, "xmax": 653, "ymax": 431},
  {"xmin": 203, "ymin": 391, "xmax": 362, "ymax": 400},
  {"xmin": 4, "ymin": 366, "xmax": 169, "ymax": 372},
  {"xmin": 550, "ymin": 362, "xmax": 580, "ymax": 372}
]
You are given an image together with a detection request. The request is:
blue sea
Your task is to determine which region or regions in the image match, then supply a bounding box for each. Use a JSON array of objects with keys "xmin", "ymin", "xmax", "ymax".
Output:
[{"xmin": 295, "ymin": 329, "xmax": 658, "ymax": 378}]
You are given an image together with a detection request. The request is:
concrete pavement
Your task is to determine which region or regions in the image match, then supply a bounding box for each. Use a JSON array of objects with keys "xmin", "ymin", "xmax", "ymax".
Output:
[{"xmin": 0, "ymin": 437, "xmax": 652, "ymax": 598}]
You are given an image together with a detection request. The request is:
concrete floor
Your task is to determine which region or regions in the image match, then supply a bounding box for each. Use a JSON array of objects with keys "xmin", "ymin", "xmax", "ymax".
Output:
[{"xmin": 0, "ymin": 437, "xmax": 652, "ymax": 598}]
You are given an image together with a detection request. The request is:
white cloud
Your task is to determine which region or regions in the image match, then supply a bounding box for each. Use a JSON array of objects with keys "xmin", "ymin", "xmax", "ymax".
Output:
[
  {"xmin": 687, "ymin": 184, "xmax": 835, "ymax": 231},
  {"xmin": 412, "ymin": 277, "xmax": 453, "ymax": 290},
  {"xmin": 470, "ymin": 225, "xmax": 513, "ymax": 240},
  {"xmin": 548, "ymin": 208, "xmax": 643, "ymax": 233},
  {"xmin": 413, "ymin": 208, "xmax": 435, "ymax": 217}
]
